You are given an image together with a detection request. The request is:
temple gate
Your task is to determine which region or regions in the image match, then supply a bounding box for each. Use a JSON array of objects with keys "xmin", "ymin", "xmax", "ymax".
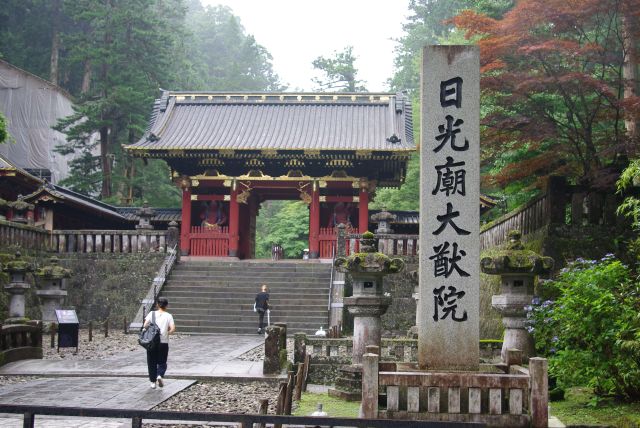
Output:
[{"xmin": 127, "ymin": 92, "xmax": 414, "ymax": 258}]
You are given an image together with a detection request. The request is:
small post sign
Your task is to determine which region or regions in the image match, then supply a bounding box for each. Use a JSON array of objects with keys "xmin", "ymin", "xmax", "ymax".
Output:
[
  {"xmin": 418, "ymin": 45, "xmax": 480, "ymax": 370},
  {"xmin": 55, "ymin": 309, "xmax": 79, "ymax": 352}
]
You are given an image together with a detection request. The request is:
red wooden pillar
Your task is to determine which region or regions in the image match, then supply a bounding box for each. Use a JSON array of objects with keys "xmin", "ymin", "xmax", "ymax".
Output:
[
  {"xmin": 309, "ymin": 182, "xmax": 320, "ymax": 258},
  {"xmin": 228, "ymin": 183, "xmax": 240, "ymax": 257},
  {"xmin": 180, "ymin": 186, "xmax": 192, "ymax": 255},
  {"xmin": 359, "ymin": 183, "xmax": 369, "ymax": 233}
]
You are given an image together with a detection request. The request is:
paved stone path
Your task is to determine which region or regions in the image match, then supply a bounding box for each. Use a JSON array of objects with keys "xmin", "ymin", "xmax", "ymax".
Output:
[
  {"xmin": 0, "ymin": 334, "xmax": 268, "ymax": 427},
  {"xmin": 0, "ymin": 334, "xmax": 267, "ymax": 379}
]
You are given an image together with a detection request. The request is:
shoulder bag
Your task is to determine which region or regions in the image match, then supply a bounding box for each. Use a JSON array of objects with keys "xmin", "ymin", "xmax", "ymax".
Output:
[{"xmin": 138, "ymin": 310, "xmax": 161, "ymax": 351}]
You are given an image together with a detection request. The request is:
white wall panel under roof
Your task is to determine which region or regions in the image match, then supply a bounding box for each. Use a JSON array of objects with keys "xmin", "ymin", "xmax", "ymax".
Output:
[{"xmin": 0, "ymin": 60, "xmax": 83, "ymax": 184}]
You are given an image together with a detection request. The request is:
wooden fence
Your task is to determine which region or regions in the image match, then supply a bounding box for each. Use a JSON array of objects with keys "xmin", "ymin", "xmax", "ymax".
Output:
[
  {"xmin": 479, "ymin": 195, "xmax": 549, "ymax": 250},
  {"xmin": 189, "ymin": 225, "xmax": 229, "ymax": 256}
]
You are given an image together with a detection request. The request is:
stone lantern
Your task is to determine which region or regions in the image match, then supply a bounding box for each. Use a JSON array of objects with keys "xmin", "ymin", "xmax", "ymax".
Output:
[
  {"xmin": 329, "ymin": 231, "xmax": 404, "ymax": 401},
  {"xmin": 9, "ymin": 195, "xmax": 34, "ymax": 225},
  {"xmin": 480, "ymin": 230, "xmax": 554, "ymax": 362},
  {"xmin": 34, "ymin": 256, "xmax": 71, "ymax": 329},
  {"xmin": 335, "ymin": 231, "xmax": 405, "ymax": 365},
  {"xmin": 371, "ymin": 208, "xmax": 396, "ymax": 234},
  {"xmin": 135, "ymin": 201, "xmax": 155, "ymax": 230},
  {"xmin": 3, "ymin": 251, "xmax": 34, "ymax": 323}
]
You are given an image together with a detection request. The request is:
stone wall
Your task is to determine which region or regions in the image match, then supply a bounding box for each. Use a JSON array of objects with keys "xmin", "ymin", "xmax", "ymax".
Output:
[{"xmin": 0, "ymin": 252, "xmax": 165, "ymax": 325}]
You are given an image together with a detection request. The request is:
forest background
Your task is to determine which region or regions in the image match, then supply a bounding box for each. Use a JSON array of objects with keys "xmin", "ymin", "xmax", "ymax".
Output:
[{"xmin": 0, "ymin": 0, "xmax": 638, "ymax": 258}]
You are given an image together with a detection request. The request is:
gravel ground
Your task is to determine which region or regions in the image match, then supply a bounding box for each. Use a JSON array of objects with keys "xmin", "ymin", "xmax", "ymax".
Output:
[
  {"xmin": 0, "ymin": 375, "xmax": 39, "ymax": 387},
  {"xmin": 235, "ymin": 338, "xmax": 294, "ymax": 362},
  {"xmin": 43, "ymin": 329, "xmax": 188, "ymax": 360}
]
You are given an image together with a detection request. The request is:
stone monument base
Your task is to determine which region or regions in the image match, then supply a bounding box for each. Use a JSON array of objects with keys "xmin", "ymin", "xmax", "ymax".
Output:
[{"xmin": 328, "ymin": 365, "xmax": 362, "ymax": 401}]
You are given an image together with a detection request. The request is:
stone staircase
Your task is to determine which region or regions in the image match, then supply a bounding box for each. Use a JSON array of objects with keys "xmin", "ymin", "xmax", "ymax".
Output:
[{"xmin": 159, "ymin": 260, "xmax": 333, "ymax": 335}]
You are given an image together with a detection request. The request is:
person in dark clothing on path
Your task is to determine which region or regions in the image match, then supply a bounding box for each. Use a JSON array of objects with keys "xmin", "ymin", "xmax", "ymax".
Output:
[{"xmin": 254, "ymin": 284, "xmax": 270, "ymax": 334}]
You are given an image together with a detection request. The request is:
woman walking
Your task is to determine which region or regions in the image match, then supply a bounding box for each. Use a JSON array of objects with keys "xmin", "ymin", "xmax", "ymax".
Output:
[
  {"xmin": 254, "ymin": 284, "xmax": 270, "ymax": 334},
  {"xmin": 144, "ymin": 297, "xmax": 175, "ymax": 389}
]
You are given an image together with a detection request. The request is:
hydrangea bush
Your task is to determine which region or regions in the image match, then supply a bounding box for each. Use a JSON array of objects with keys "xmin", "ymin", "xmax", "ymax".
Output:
[{"xmin": 526, "ymin": 255, "xmax": 640, "ymax": 399}]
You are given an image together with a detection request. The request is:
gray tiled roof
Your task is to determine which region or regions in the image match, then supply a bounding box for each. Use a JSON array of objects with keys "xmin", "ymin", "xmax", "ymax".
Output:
[
  {"xmin": 128, "ymin": 92, "xmax": 414, "ymax": 152},
  {"xmin": 117, "ymin": 207, "xmax": 181, "ymax": 223}
]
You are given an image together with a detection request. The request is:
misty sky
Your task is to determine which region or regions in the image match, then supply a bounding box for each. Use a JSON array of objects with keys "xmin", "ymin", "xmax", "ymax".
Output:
[{"xmin": 202, "ymin": 0, "xmax": 411, "ymax": 91}]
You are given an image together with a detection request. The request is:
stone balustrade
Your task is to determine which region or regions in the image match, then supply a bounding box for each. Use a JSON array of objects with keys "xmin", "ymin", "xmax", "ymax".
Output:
[
  {"xmin": 362, "ymin": 353, "xmax": 549, "ymax": 427},
  {"xmin": 0, "ymin": 321, "xmax": 43, "ymax": 366},
  {"xmin": 51, "ymin": 230, "xmax": 171, "ymax": 253},
  {"xmin": 0, "ymin": 220, "xmax": 49, "ymax": 251}
]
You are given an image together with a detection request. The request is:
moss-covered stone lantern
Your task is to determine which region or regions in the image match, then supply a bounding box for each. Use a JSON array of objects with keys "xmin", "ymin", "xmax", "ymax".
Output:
[
  {"xmin": 3, "ymin": 251, "xmax": 34, "ymax": 323},
  {"xmin": 480, "ymin": 230, "xmax": 554, "ymax": 362},
  {"xmin": 8, "ymin": 195, "xmax": 34, "ymax": 225},
  {"xmin": 34, "ymin": 257, "xmax": 71, "ymax": 329},
  {"xmin": 334, "ymin": 231, "xmax": 405, "ymax": 364},
  {"xmin": 329, "ymin": 231, "xmax": 405, "ymax": 402}
]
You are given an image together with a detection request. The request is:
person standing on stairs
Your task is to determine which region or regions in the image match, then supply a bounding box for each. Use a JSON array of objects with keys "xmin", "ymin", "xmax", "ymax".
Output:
[
  {"xmin": 144, "ymin": 297, "xmax": 176, "ymax": 389},
  {"xmin": 254, "ymin": 284, "xmax": 270, "ymax": 334}
]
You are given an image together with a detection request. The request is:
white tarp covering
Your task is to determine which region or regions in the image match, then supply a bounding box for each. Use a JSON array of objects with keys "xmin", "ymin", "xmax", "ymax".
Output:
[{"xmin": 0, "ymin": 60, "xmax": 78, "ymax": 184}]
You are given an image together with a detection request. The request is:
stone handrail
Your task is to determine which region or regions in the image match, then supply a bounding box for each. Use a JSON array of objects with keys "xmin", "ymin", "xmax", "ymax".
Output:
[
  {"xmin": 362, "ymin": 353, "xmax": 548, "ymax": 427},
  {"xmin": 0, "ymin": 321, "xmax": 43, "ymax": 366},
  {"xmin": 0, "ymin": 220, "xmax": 50, "ymax": 251},
  {"xmin": 51, "ymin": 230, "xmax": 170, "ymax": 253},
  {"xmin": 129, "ymin": 244, "xmax": 179, "ymax": 331}
]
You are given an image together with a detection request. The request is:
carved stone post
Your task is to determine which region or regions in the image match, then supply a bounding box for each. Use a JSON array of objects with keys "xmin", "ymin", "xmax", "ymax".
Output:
[
  {"xmin": 34, "ymin": 257, "xmax": 71, "ymax": 331},
  {"xmin": 3, "ymin": 252, "xmax": 34, "ymax": 323},
  {"xmin": 167, "ymin": 221, "xmax": 179, "ymax": 250},
  {"xmin": 480, "ymin": 230, "xmax": 554, "ymax": 362}
]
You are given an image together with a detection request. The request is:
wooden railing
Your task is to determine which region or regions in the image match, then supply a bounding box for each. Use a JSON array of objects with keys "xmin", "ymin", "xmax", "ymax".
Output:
[
  {"xmin": 189, "ymin": 225, "xmax": 229, "ymax": 256},
  {"xmin": 0, "ymin": 321, "xmax": 43, "ymax": 366},
  {"xmin": 0, "ymin": 220, "xmax": 49, "ymax": 251},
  {"xmin": 362, "ymin": 352, "xmax": 548, "ymax": 427},
  {"xmin": 51, "ymin": 230, "xmax": 170, "ymax": 253},
  {"xmin": 319, "ymin": 227, "xmax": 338, "ymax": 258},
  {"xmin": 479, "ymin": 195, "xmax": 549, "ymax": 250}
]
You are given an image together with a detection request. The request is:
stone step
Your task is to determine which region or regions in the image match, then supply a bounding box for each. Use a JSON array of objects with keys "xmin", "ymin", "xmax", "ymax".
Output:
[
  {"xmin": 176, "ymin": 319, "xmax": 328, "ymax": 329},
  {"xmin": 161, "ymin": 289, "xmax": 328, "ymax": 298},
  {"xmin": 160, "ymin": 297, "xmax": 328, "ymax": 307},
  {"xmin": 163, "ymin": 283, "xmax": 329, "ymax": 291},
  {"xmin": 180, "ymin": 325, "xmax": 319, "ymax": 335},
  {"xmin": 168, "ymin": 273, "xmax": 331, "ymax": 282},
  {"xmin": 169, "ymin": 307, "xmax": 329, "ymax": 317},
  {"xmin": 172, "ymin": 265, "xmax": 332, "ymax": 273}
]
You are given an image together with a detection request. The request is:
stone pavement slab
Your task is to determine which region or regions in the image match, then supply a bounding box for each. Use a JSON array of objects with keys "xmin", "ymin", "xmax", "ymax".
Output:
[
  {"xmin": 0, "ymin": 377, "xmax": 195, "ymax": 409},
  {"xmin": 0, "ymin": 334, "xmax": 268, "ymax": 380}
]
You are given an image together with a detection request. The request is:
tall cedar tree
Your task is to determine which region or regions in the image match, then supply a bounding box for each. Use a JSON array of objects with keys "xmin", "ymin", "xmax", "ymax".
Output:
[
  {"xmin": 453, "ymin": 0, "xmax": 640, "ymax": 188},
  {"xmin": 55, "ymin": 0, "xmax": 182, "ymax": 198}
]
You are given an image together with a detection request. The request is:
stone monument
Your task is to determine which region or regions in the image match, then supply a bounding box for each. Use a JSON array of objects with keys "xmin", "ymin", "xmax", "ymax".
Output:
[
  {"xmin": 34, "ymin": 256, "xmax": 71, "ymax": 330},
  {"xmin": 419, "ymin": 45, "xmax": 480, "ymax": 370},
  {"xmin": 3, "ymin": 251, "xmax": 34, "ymax": 323},
  {"xmin": 481, "ymin": 230, "xmax": 554, "ymax": 362}
]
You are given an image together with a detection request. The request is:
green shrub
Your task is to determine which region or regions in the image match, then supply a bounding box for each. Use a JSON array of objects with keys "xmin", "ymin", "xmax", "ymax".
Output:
[{"xmin": 526, "ymin": 256, "xmax": 640, "ymax": 400}]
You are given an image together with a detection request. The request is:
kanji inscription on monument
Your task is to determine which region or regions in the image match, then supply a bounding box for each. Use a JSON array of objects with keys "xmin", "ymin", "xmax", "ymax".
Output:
[{"xmin": 419, "ymin": 45, "xmax": 480, "ymax": 370}]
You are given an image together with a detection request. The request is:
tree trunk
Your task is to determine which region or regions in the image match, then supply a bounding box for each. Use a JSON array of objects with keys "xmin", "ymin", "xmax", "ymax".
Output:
[
  {"xmin": 81, "ymin": 60, "xmax": 92, "ymax": 94},
  {"xmin": 100, "ymin": 126, "xmax": 112, "ymax": 198},
  {"xmin": 622, "ymin": 4, "xmax": 639, "ymax": 153},
  {"xmin": 49, "ymin": 0, "xmax": 61, "ymax": 85}
]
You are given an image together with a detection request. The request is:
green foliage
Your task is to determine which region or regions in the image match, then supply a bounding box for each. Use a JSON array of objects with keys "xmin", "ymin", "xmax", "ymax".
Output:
[
  {"xmin": 551, "ymin": 387, "xmax": 640, "ymax": 427},
  {"xmin": 527, "ymin": 257, "xmax": 640, "ymax": 399},
  {"xmin": 617, "ymin": 159, "xmax": 640, "ymax": 230},
  {"xmin": 371, "ymin": 154, "xmax": 419, "ymax": 211},
  {"xmin": 255, "ymin": 201, "xmax": 309, "ymax": 259},
  {"xmin": 293, "ymin": 392, "xmax": 360, "ymax": 418},
  {"xmin": 0, "ymin": 112, "xmax": 7, "ymax": 144},
  {"xmin": 312, "ymin": 46, "xmax": 366, "ymax": 92}
]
